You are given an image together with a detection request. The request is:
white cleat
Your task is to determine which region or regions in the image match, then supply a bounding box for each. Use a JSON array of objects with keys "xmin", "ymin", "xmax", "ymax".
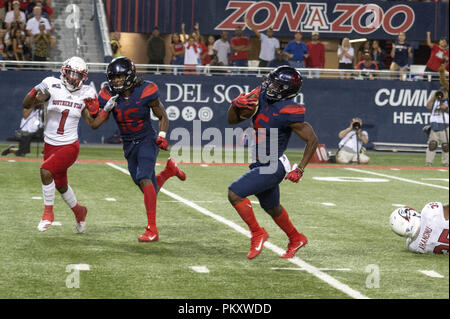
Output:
[
  {"xmin": 76, "ymin": 221, "xmax": 86, "ymax": 234},
  {"xmin": 37, "ymin": 220, "xmax": 52, "ymax": 232}
]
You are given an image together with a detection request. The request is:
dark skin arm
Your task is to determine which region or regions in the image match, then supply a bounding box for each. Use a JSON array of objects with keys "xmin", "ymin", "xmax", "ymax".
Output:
[
  {"xmin": 444, "ymin": 204, "xmax": 449, "ymax": 221},
  {"xmin": 150, "ymin": 98, "xmax": 169, "ymax": 133},
  {"xmin": 23, "ymin": 89, "xmax": 50, "ymax": 109},
  {"xmin": 81, "ymin": 107, "xmax": 111, "ymax": 129},
  {"xmin": 227, "ymin": 103, "xmax": 243, "ymax": 125},
  {"xmin": 289, "ymin": 121, "xmax": 318, "ymax": 170}
]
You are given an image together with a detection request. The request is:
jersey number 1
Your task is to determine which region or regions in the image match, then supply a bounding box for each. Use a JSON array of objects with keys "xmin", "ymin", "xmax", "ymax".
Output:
[{"xmin": 57, "ymin": 109, "xmax": 70, "ymax": 135}]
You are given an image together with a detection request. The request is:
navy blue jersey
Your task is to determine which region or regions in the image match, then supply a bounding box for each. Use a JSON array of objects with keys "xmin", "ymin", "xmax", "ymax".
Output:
[
  {"xmin": 393, "ymin": 41, "xmax": 411, "ymax": 66},
  {"xmin": 251, "ymin": 87, "xmax": 305, "ymax": 159},
  {"xmin": 98, "ymin": 80, "xmax": 159, "ymax": 142}
]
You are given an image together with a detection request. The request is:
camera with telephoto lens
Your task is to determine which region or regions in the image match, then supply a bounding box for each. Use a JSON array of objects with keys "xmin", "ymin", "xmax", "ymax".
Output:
[
  {"xmin": 352, "ymin": 121, "xmax": 361, "ymax": 130},
  {"xmin": 435, "ymin": 91, "xmax": 444, "ymax": 101}
]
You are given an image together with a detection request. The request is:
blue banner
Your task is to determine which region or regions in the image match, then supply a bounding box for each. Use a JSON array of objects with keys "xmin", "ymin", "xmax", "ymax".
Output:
[
  {"xmin": 105, "ymin": 0, "xmax": 448, "ymax": 41},
  {"xmin": 0, "ymin": 70, "xmax": 441, "ymax": 150}
]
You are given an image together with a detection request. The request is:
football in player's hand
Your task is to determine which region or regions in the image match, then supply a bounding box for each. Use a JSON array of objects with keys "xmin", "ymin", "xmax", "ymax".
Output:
[
  {"xmin": 237, "ymin": 93, "xmax": 259, "ymax": 120},
  {"xmin": 233, "ymin": 88, "xmax": 260, "ymax": 120}
]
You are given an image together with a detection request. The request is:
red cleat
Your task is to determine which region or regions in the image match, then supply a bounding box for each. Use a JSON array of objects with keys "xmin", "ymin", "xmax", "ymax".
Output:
[
  {"xmin": 247, "ymin": 228, "xmax": 269, "ymax": 259},
  {"xmin": 166, "ymin": 158, "xmax": 186, "ymax": 181},
  {"xmin": 281, "ymin": 233, "xmax": 308, "ymax": 259},
  {"xmin": 138, "ymin": 225, "xmax": 159, "ymax": 242}
]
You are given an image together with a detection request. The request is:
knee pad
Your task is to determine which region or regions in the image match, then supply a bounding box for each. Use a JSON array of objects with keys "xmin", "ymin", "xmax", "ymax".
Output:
[
  {"xmin": 428, "ymin": 140, "xmax": 438, "ymax": 151},
  {"xmin": 442, "ymin": 143, "xmax": 449, "ymax": 153}
]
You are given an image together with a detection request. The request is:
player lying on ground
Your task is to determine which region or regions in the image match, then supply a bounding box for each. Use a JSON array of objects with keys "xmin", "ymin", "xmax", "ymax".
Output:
[
  {"xmin": 227, "ymin": 66, "xmax": 318, "ymax": 259},
  {"xmin": 94, "ymin": 57, "xmax": 186, "ymax": 242},
  {"xmin": 390, "ymin": 202, "xmax": 449, "ymax": 254},
  {"xmin": 23, "ymin": 56, "xmax": 103, "ymax": 233}
]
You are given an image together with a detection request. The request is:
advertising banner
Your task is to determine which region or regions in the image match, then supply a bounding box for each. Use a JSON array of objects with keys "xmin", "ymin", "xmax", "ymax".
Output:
[{"xmin": 0, "ymin": 70, "xmax": 441, "ymax": 151}]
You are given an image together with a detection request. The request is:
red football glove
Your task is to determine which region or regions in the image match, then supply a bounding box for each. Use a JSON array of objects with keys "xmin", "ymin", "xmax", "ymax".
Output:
[
  {"xmin": 84, "ymin": 96, "xmax": 100, "ymax": 115},
  {"xmin": 232, "ymin": 87, "xmax": 260, "ymax": 110},
  {"xmin": 285, "ymin": 167, "xmax": 304, "ymax": 183},
  {"xmin": 156, "ymin": 136, "xmax": 168, "ymax": 150}
]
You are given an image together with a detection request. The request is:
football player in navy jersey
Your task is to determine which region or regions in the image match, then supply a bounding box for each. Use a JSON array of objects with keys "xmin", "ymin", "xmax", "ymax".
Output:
[
  {"xmin": 227, "ymin": 66, "xmax": 318, "ymax": 259},
  {"xmin": 95, "ymin": 57, "xmax": 186, "ymax": 242}
]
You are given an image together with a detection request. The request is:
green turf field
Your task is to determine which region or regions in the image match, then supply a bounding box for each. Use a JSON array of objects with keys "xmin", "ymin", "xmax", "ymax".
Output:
[{"xmin": 0, "ymin": 144, "xmax": 448, "ymax": 299}]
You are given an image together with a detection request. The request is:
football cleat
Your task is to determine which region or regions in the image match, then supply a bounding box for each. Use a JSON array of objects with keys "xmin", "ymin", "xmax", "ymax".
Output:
[
  {"xmin": 247, "ymin": 228, "xmax": 269, "ymax": 259},
  {"xmin": 76, "ymin": 221, "xmax": 86, "ymax": 234},
  {"xmin": 166, "ymin": 158, "xmax": 186, "ymax": 181},
  {"xmin": 138, "ymin": 225, "xmax": 159, "ymax": 242},
  {"xmin": 37, "ymin": 220, "xmax": 53, "ymax": 232},
  {"xmin": 281, "ymin": 233, "xmax": 308, "ymax": 258},
  {"xmin": 73, "ymin": 205, "xmax": 88, "ymax": 233}
]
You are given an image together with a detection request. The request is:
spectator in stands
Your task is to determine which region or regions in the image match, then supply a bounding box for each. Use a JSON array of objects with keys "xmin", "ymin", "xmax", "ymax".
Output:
[
  {"xmin": 425, "ymin": 31, "xmax": 449, "ymax": 73},
  {"xmin": 230, "ymin": 25, "xmax": 250, "ymax": 67},
  {"xmin": 371, "ymin": 40, "xmax": 386, "ymax": 70},
  {"xmin": 245, "ymin": 16, "xmax": 279, "ymax": 68},
  {"xmin": 0, "ymin": 27, "xmax": 6, "ymax": 61},
  {"xmin": 16, "ymin": 0, "xmax": 31, "ymax": 12},
  {"xmin": 198, "ymin": 35, "xmax": 209, "ymax": 65},
  {"xmin": 390, "ymin": 32, "xmax": 413, "ymax": 79},
  {"xmin": 146, "ymin": 26, "xmax": 165, "ymax": 65},
  {"xmin": 183, "ymin": 35, "xmax": 200, "ymax": 74},
  {"xmin": 213, "ymin": 31, "xmax": 230, "ymax": 66},
  {"xmin": 267, "ymin": 50, "xmax": 289, "ymax": 68},
  {"xmin": 284, "ymin": 31, "xmax": 309, "ymax": 68},
  {"xmin": 0, "ymin": 0, "xmax": 6, "ymax": 24},
  {"xmin": 170, "ymin": 32, "xmax": 184, "ymax": 66},
  {"xmin": 204, "ymin": 35, "xmax": 217, "ymax": 66},
  {"xmin": 305, "ymin": 31, "xmax": 325, "ymax": 78},
  {"xmin": 1, "ymin": 105, "xmax": 43, "ymax": 157},
  {"xmin": 26, "ymin": 5, "xmax": 55, "ymax": 52},
  {"xmin": 336, "ymin": 118, "xmax": 370, "ymax": 164},
  {"xmin": 12, "ymin": 26, "xmax": 28, "ymax": 60},
  {"xmin": 4, "ymin": 0, "xmax": 26, "ymax": 29},
  {"xmin": 110, "ymin": 31, "xmax": 122, "ymax": 58},
  {"xmin": 356, "ymin": 50, "xmax": 378, "ymax": 80},
  {"xmin": 26, "ymin": 0, "xmax": 53, "ymax": 21},
  {"xmin": 32, "ymin": 20, "xmax": 48, "ymax": 61},
  {"xmin": 337, "ymin": 37, "xmax": 354, "ymax": 79},
  {"xmin": 357, "ymin": 40, "xmax": 371, "ymax": 62}
]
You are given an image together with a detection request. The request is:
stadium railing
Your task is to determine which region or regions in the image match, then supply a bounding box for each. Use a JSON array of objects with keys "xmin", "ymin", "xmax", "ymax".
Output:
[{"xmin": 0, "ymin": 61, "xmax": 442, "ymax": 81}]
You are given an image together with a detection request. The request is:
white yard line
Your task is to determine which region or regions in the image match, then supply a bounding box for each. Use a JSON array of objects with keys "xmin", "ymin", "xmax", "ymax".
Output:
[
  {"xmin": 106, "ymin": 162, "xmax": 369, "ymax": 300},
  {"xmin": 271, "ymin": 267, "xmax": 352, "ymax": 272},
  {"xmin": 345, "ymin": 168, "xmax": 449, "ymax": 190},
  {"xmin": 419, "ymin": 270, "xmax": 444, "ymax": 278},
  {"xmin": 191, "ymin": 266, "xmax": 210, "ymax": 273}
]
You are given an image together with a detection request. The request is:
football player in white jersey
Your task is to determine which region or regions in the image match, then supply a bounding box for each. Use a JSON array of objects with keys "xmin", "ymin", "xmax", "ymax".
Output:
[
  {"xmin": 23, "ymin": 56, "xmax": 111, "ymax": 233},
  {"xmin": 390, "ymin": 202, "xmax": 449, "ymax": 254}
]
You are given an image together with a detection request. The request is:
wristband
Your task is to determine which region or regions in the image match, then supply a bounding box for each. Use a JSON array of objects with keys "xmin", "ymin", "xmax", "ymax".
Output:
[
  {"xmin": 158, "ymin": 131, "xmax": 167, "ymax": 138},
  {"xmin": 28, "ymin": 88, "xmax": 37, "ymax": 98}
]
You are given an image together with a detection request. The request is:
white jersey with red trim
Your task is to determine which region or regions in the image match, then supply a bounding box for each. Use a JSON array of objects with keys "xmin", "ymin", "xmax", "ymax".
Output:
[
  {"xmin": 41, "ymin": 77, "xmax": 96, "ymax": 146},
  {"xmin": 407, "ymin": 202, "xmax": 449, "ymax": 254}
]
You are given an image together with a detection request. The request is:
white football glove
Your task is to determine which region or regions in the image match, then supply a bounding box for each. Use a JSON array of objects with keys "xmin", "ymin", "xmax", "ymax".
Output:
[
  {"xmin": 34, "ymin": 82, "xmax": 48, "ymax": 94},
  {"xmin": 103, "ymin": 94, "xmax": 119, "ymax": 112}
]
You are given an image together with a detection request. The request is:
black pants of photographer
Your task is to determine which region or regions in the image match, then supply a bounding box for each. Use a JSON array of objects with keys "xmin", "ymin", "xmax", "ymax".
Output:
[{"xmin": 1, "ymin": 134, "xmax": 34, "ymax": 157}]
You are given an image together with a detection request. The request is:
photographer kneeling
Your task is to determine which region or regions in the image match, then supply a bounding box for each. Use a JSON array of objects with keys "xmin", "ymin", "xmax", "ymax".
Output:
[
  {"xmin": 1, "ymin": 105, "xmax": 43, "ymax": 157},
  {"xmin": 425, "ymin": 88, "xmax": 449, "ymax": 167},
  {"xmin": 336, "ymin": 118, "xmax": 370, "ymax": 164}
]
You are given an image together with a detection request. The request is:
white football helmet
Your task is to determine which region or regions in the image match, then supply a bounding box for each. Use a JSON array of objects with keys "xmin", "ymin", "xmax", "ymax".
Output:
[
  {"xmin": 389, "ymin": 207, "xmax": 421, "ymax": 239},
  {"xmin": 60, "ymin": 56, "xmax": 88, "ymax": 92}
]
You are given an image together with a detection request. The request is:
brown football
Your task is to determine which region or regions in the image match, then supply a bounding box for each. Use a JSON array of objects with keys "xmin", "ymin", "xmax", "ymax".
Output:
[{"xmin": 237, "ymin": 93, "xmax": 259, "ymax": 120}]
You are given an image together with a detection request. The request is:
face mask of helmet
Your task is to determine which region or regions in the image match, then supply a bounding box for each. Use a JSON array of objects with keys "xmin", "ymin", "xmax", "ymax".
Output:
[{"xmin": 62, "ymin": 68, "xmax": 86, "ymax": 91}]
